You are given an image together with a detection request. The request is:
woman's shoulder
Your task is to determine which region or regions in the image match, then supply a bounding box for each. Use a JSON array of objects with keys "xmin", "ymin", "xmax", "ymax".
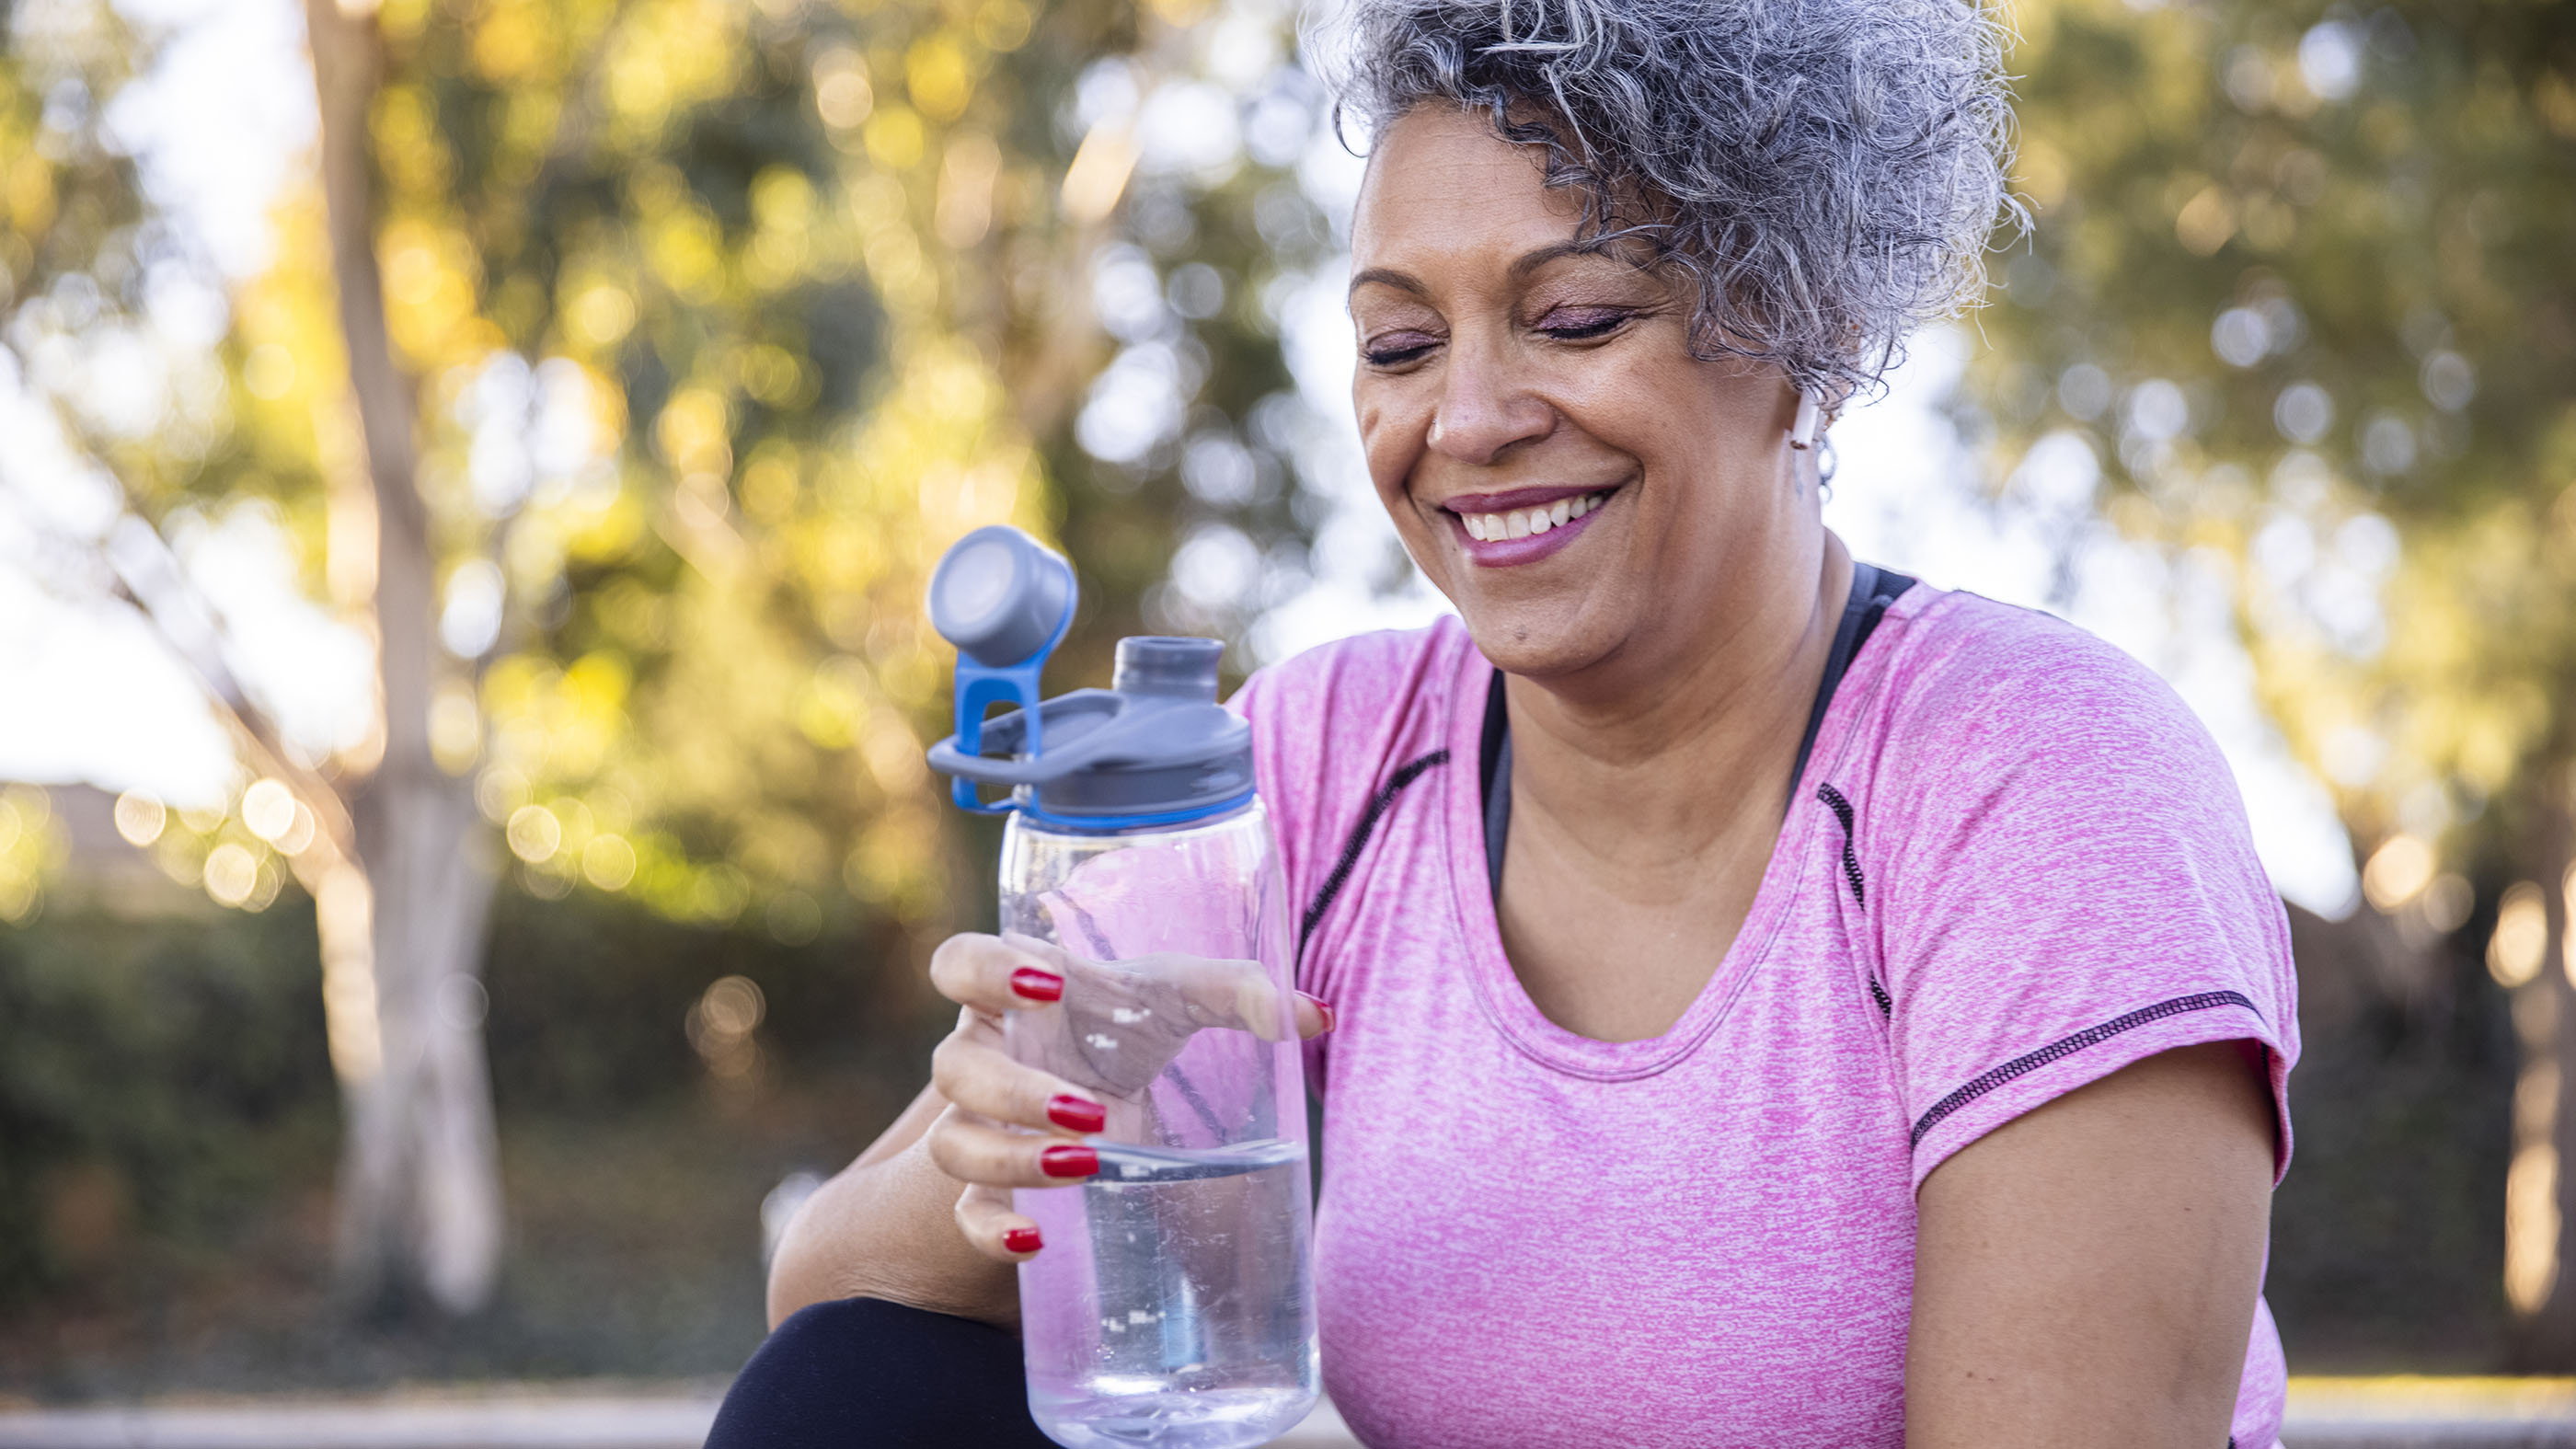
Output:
[
  {"xmin": 1229, "ymin": 616, "xmax": 1473, "ymax": 834},
  {"xmin": 1872, "ymin": 586, "xmax": 2220, "ymax": 777},
  {"xmin": 1845, "ymin": 583, "xmax": 2264, "ymax": 868},
  {"xmin": 1854, "ymin": 587, "xmax": 2297, "ymax": 1191}
]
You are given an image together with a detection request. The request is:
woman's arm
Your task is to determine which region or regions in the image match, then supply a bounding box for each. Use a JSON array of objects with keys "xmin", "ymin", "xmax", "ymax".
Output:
[
  {"xmin": 1906, "ymin": 1041, "xmax": 2276, "ymax": 1449},
  {"xmin": 765, "ymin": 1083, "xmax": 1023, "ymax": 1330}
]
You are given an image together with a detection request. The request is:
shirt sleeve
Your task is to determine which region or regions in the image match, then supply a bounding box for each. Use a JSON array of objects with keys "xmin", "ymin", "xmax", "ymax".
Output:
[
  {"xmin": 1225, "ymin": 664, "xmax": 1320, "ymax": 960},
  {"xmin": 1227, "ymin": 657, "xmax": 1336, "ymax": 1096},
  {"xmin": 1226, "ymin": 622, "xmax": 1471, "ymax": 1101},
  {"xmin": 1872, "ymin": 611, "xmax": 2299, "ymax": 1191}
]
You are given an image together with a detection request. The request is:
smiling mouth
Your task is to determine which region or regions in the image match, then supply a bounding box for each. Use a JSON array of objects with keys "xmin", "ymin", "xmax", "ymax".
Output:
[{"xmin": 1450, "ymin": 489, "xmax": 1614, "ymax": 542}]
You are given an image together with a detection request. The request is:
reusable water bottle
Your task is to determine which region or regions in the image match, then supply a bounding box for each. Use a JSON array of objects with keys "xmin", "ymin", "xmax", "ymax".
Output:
[{"xmin": 924, "ymin": 525, "xmax": 1319, "ymax": 1449}]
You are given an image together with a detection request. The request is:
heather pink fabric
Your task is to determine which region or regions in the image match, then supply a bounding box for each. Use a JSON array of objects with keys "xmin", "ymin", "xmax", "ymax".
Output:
[{"xmin": 1232, "ymin": 585, "xmax": 2298, "ymax": 1449}]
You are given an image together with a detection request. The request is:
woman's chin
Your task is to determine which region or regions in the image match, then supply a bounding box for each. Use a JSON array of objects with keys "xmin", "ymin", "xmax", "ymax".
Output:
[{"xmin": 1453, "ymin": 599, "xmax": 1630, "ymax": 681}]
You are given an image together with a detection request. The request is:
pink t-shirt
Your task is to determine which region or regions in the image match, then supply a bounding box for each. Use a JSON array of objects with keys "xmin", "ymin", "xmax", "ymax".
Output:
[{"xmin": 1234, "ymin": 585, "xmax": 2298, "ymax": 1449}]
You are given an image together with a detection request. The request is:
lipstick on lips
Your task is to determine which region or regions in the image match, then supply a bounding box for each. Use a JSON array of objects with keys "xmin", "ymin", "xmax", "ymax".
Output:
[{"xmin": 1444, "ymin": 485, "xmax": 1615, "ymax": 567}]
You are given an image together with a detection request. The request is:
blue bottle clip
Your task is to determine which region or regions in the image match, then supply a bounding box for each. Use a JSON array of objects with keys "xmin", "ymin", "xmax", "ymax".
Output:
[{"xmin": 925, "ymin": 526, "xmax": 1077, "ymax": 815}]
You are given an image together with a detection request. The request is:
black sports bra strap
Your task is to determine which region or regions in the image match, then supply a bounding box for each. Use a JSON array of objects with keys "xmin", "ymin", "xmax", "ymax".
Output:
[{"xmin": 1479, "ymin": 564, "xmax": 1915, "ymax": 903}]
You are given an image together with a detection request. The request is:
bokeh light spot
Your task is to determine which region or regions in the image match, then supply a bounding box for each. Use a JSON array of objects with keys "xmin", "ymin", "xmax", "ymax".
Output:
[
  {"xmin": 581, "ymin": 833, "xmax": 638, "ymax": 891},
  {"xmin": 242, "ymin": 778, "xmax": 297, "ymax": 842},
  {"xmin": 2362, "ymin": 834, "xmax": 2435, "ymax": 914},
  {"xmin": 112, "ymin": 790, "xmax": 167, "ymax": 846},
  {"xmin": 203, "ymin": 843, "xmax": 259, "ymax": 908},
  {"xmin": 506, "ymin": 803, "xmax": 563, "ymax": 863}
]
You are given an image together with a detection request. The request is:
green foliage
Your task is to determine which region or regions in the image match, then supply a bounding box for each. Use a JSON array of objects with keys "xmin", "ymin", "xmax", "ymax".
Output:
[
  {"xmin": 477, "ymin": 882, "xmax": 940, "ymax": 1116},
  {"xmin": 0, "ymin": 903, "xmax": 333, "ymax": 1305},
  {"xmin": 351, "ymin": 0, "xmax": 1328, "ymax": 931},
  {"xmin": 1975, "ymin": 0, "xmax": 2576, "ymax": 869},
  {"xmin": 0, "ymin": 0, "xmax": 1323, "ymax": 944},
  {"xmin": 2270, "ymin": 911, "xmax": 2516, "ymax": 1364},
  {"xmin": 0, "ymin": 4, "xmax": 146, "ymax": 336},
  {"xmin": 0, "ymin": 882, "xmax": 943, "ymax": 1315}
]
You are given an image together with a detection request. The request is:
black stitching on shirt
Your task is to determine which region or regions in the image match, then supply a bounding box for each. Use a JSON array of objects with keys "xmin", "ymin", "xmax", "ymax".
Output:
[
  {"xmin": 1300, "ymin": 749, "xmax": 1451, "ymax": 956},
  {"xmin": 1909, "ymin": 991, "xmax": 2261, "ymax": 1149},
  {"xmin": 1817, "ymin": 785, "xmax": 1888, "ymax": 1017},
  {"xmin": 1817, "ymin": 782, "xmax": 1866, "ymax": 906}
]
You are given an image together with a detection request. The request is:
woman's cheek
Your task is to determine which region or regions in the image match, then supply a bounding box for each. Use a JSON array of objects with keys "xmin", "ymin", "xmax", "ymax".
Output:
[{"xmin": 1353, "ymin": 399, "xmax": 1420, "ymax": 504}]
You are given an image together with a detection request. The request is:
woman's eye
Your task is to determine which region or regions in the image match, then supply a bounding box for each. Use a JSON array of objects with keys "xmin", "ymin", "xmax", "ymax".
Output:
[
  {"xmin": 1363, "ymin": 334, "xmax": 1439, "ymax": 367},
  {"xmin": 1538, "ymin": 309, "xmax": 1632, "ymax": 340}
]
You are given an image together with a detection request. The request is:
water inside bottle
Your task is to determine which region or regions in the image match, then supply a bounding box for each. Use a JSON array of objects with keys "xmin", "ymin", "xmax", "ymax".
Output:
[{"xmin": 1019, "ymin": 1139, "xmax": 1319, "ymax": 1449}]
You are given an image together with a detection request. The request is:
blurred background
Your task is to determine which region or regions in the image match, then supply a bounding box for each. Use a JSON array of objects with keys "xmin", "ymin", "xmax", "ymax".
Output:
[{"xmin": 0, "ymin": 0, "xmax": 2571, "ymax": 1412}]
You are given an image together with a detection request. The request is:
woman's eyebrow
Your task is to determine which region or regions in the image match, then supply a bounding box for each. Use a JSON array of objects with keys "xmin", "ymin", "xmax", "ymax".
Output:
[
  {"xmin": 1349, "ymin": 241, "xmax": 1628, "ymax": 304},
  {"xmin": 1348, "ymin": 267, "xmax": 1427, "ymax": 299},
  {"xmin": 1506, "ymin": 240, "xmax": 1612, "ymax": 280}
]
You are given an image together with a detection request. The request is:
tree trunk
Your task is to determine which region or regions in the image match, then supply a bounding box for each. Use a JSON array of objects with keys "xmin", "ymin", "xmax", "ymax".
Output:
[
  {"xmin": 2510, "ymin": 777, "xmax": 2576, "ymax": 1365},
  {"xmin": 342, "ymin": 783, "xmax": 502, "ymax": 1312},
  {"xmin": 305, "ymin": 0, "xmax": 505, "ymax": 1316}
]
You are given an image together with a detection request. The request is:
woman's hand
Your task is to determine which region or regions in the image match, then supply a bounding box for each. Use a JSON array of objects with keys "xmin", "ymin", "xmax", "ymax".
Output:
[
  {"xmin": 764, "ymin": 932, "xmax": 1331, "ymax": 1328},
  {"xmin": 922, "ymin": 932, "xmax": 1332, "ymax": 1264}
]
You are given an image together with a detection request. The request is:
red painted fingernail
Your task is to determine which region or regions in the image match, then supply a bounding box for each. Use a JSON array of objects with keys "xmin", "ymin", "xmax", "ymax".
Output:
[
  {"xmin": 1010, "ymin": 968, "xmax": 1064, "ymax": 1003},
  {"xmin": 1046, "ymin": 1095, "xmax": 1106, "ymax": 1133},
  {"xmin": 1299, "ymin": 990, "xmax": 1336, "ymax": 1034},
  {"xmin": 1004, "ymin": 1225, "xmax": 1043, "ymax": 1254},
  {"xmin": 1040, "ymin": 1144, "xmax": 1098, "ymax": 1179}
]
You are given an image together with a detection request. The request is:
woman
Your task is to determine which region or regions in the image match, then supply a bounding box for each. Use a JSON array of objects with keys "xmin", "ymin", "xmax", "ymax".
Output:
[{"xmin": 721, "ymin": 0, "xmax": 2297, "ymax": 1444}]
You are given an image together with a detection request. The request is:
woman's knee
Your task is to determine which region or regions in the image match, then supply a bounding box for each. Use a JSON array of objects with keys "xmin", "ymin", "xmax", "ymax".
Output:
[{"xmin": 706, "ymin": 1296, "xmax": 1052, "ymax": 1448}]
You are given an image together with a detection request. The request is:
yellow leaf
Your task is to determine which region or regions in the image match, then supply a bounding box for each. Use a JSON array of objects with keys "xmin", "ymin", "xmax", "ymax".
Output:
[
  {"xmin": 906, "ymin": 35, "xmax": 973, "ymax": 123},
  {"xmin": 6, "ymin": 154, "xmax": 56, "ymax": 235},
  {"xmin": 865, "ymin": 106, "xmax": 926, "ymax": 171}
]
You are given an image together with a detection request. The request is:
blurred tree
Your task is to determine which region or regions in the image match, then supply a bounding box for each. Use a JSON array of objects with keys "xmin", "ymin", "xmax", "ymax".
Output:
[
  {"xmin": 2, "ymin": 0, "xmax": 1328, "ymax": 1317},
  {"xmin": 1977, "ymin": 0, "xmax": 2576, "ymax": 1360}
]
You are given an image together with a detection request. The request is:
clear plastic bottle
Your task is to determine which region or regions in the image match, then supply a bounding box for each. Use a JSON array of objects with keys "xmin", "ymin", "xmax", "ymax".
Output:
[
  {"xmin": 1001, "ymin": 800, "xmax": 1317, "ymax": 1447},
  {"xmin": 925, "ymin": 526, "xmax": 1319, "ymax": 1449}
]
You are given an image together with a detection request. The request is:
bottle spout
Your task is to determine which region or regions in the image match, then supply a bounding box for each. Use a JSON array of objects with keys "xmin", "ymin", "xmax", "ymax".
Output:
[{"xmin": 1111, "ymin": 637, "xmax": 1224, "ymax": 700}]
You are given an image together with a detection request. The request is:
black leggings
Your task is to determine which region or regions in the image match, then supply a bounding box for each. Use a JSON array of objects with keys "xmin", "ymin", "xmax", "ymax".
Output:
[{"xmin": 706, "ymin": 1297, "xmax": 1058, "ymax": 1449}]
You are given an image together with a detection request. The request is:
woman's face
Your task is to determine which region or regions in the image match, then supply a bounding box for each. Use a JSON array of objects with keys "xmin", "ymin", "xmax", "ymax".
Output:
[{"xmin": 1348, "ymin": 105, "xmax": 1814, "ymax": 683}]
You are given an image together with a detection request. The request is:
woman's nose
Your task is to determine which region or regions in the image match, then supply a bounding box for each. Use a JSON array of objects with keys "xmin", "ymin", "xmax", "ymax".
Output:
[{"xmin": 1426, "ymin": 345, "xmax": 1551, "ymax": 466}]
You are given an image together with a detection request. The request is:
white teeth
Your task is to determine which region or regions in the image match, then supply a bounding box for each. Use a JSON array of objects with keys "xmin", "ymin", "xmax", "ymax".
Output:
[{"xmin": 1456, "ymin": 492, "xmax": 1609, "ymax": 544}]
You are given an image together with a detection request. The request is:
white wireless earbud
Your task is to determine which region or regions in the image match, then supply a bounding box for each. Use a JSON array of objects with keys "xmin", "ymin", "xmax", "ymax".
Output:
[{"xmin": 1788, "ymin": 390, "xmax": 1823, "ymax": 451}]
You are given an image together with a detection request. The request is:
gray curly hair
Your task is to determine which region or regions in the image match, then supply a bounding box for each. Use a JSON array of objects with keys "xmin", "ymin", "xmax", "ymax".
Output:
[{"xmin": 1319, "ymin": 0, "xmax": 2024, "ymax": 396}]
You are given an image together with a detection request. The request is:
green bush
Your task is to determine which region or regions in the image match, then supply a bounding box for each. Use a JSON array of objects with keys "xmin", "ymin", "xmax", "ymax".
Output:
[
  {"xmin": 478, "ymin": 886, "xmax": 943, "ymax": 1116},
  {"xmin": 0, "ymin": 881, "xmax": 950, "ymax": 1314},
  {"xmin": 0, "ymin": 902, "xmax": 334, "ymax": 1305}
]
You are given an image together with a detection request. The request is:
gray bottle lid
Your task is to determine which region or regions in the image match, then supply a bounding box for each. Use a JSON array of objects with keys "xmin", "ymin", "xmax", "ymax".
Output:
[
  {"xmin": 927, "ymin": 632, "xmax": 1256, "ymax": 826},
  {"xmin": 924, "ymin": 527, "xmax": 1254, "ymax": 825}
]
